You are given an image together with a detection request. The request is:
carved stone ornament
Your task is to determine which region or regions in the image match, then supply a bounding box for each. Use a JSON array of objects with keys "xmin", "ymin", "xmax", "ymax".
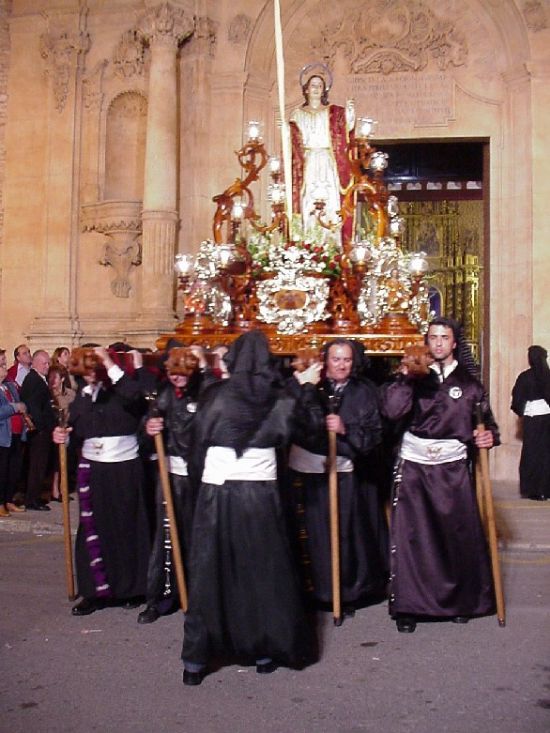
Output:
[
  {"xmin": 81, "ymin": 201, "xmax": 143, "ymax": 298},
  {"xmin": 40, "ymin": 31, "xmax": 91, "ymax": 112},
  {"xmin": 136, "ymin": 2, "xmax": 195, "ymax": 48},
  {"xmin": 113, "ymin": 30, "xmax": 146, "ymax": 78},
  {"xmin": 82, "ymin": 60, "xmax": 107, "ymax": 111},
  {"xmin": 99, "ymin": 234, "xmax": 142, "ymax": 298},
  {"xmin": 523, "ymin": 0, "xmax": 548, "ymax": 32},
  {"xmin": 310, "ymin": 0, "xmax": 467, "ymax": 75},
  {"xmin": 228, "ymin": 14, "xmax": 252, "ymax": 45},
  {"xmin": 193, "ymin": 15, "xmax": 217, "ymax": 57}
]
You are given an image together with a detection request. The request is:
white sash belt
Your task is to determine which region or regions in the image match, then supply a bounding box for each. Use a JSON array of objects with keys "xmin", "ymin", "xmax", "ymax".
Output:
[
  {"xmin": 400, "ymin": 431, "xmax": 467, "ymax": 465},
  {"xmin": 202, "ymin": 446, "xmax": 276, "ymax": 485},
  {"xmin": 147, "ymin": 454, "xmax": 188, "ymax": 476},
  {"xmin": 524, "ymin": 399, "xmax": 550, "ymax": 417},
  {"xmin": 166, "ymin": 455, "xmax": 188, "ymax": 476},
  {"xmin": 82, "ymin": 434, "xmax": 138, "ymax": 463},
  {"xmin": 288, "ymin": 444, "xmax": 353, "ymax": 474}
]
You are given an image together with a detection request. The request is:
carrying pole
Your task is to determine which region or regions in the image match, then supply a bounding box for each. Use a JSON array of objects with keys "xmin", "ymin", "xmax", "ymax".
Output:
[
  {"xmin": 475, "ymin": 403, "xmax": 506, "ymax": 627},
  {"xmin": 154, "ymin": 431, "xmax": 188, "ymax": 612}
]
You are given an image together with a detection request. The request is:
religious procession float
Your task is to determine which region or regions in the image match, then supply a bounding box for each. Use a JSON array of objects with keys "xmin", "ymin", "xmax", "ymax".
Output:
[{"xmin": 157, "ymin": 62, "xmax": 432, "ymax": 356}]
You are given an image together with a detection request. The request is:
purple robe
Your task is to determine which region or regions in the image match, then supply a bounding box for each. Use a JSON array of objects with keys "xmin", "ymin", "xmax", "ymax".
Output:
[{"xmin": 381, "ymin": 365, "xmax": 499, "ymax": 618}]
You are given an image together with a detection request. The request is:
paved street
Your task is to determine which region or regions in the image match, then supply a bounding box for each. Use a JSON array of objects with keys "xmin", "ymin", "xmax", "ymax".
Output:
[{"xmin": 1, "ymin": 483, "xmax": 549, "ymax": 733}]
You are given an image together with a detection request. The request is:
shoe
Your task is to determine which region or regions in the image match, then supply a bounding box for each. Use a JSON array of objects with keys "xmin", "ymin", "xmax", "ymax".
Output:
[
  {"xmin": 137, "ymin": 606, "xmax": 160, "ymax": 624},
  {"xmin": 121, "ymin": 597, "xmax": 143, "ymax": 610},
  {"xmin": 26, "ymin": 502, "xmax": 51, "ymax": 512},
  {"xmin": 343, "ymin": 605, "xmax": 356, "ymax": 618},
  {"xmin": 183, "ymin": 669, "xmax": 206, "ymax": 686},
  {"xmin": 396, "ymin": 616, "xmax": 417, "ymax": 633},
  {"xmin": 71, "ymin": 598, "xmax": 106, "ymax": 616},
  {"xmin": 527, "ymin": 494, "xmax": 548, "ymax": 501},
  {"xmin": 256, "ymin": 660, "xmax": 278, "ymax": 674},
  {"xmin": 6, "ymin": 502, "xmax": 25, "ymax": 513},
  {"xmin": 0, "ymin": 505, "xmax": 10, "ymax": 518},
  {"xmin": 452, "ymin": 616, "xmax": 469, "ymax": 624}
]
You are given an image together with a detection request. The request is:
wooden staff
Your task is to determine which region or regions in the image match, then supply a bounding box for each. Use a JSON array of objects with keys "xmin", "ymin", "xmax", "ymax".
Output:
[
  {"xmin": 328, "ymin": 429, "xmax": 342, "ymax": 626},
  {"xmin": 475, "ymin": 403, "xmax": 506, "ymax": 627},
  {"xmin": 151, "ymin": 416, "xmax": 188, "ymax": 612},
  {"xmin": 54, "ymin": 406, "xmax": 76, "ymax": 601},
  {"xmin": 475, "ymin": 461, "xmax": 487, "ymax": 533}
]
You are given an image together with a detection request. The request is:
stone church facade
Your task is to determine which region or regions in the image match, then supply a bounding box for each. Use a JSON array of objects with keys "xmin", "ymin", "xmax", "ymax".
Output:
[{"xmin": 1, "ymin": 0, "xmax": 550, "ymax": 479}]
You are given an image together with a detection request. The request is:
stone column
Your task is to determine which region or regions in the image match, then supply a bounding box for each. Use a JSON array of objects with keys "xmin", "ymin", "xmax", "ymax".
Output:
[{"xmin": 137, "ymin": 3, "xmax": 194, "ymax": 327}]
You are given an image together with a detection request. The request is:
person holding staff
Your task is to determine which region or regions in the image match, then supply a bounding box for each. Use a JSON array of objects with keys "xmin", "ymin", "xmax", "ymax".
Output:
[
  {"xmin": 53, "ymin": 347, "xmax": 150, "ymax": 616},
  {"xmin": 287, "ymin": 339, "xmax": 388, "ymax": 617},
  {"xmin": 381, "ymin": 317, "xmax": 499, "ymax": 633}
]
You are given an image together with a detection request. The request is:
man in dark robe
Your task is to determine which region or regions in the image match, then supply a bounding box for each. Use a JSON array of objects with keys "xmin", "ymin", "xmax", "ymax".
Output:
[
  {"xmin": 181, "ymin": 330, "xmax": 314, "ymax": 685},
  {"xmin": 287, "ymin": 339, "xmax": 388, "ymax": 615},
  {"xmin": 53, "ymin": 347, "xmax": 150, "ymax": 615},
  {"xmin": 511, "ymin": 344, "xmax": 550, "ymax": 500},
  {"xmin": 381, "ymin": 317, "xmax": 499, "ymax": 633},
  {"xmin": 137, "ymin": 349, "xmax": 204, "ymax": 624}
]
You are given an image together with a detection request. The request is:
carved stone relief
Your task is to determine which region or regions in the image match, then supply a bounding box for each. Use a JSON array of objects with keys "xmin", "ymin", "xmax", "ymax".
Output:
[
  {"xmin": 83, "ymin": 60, "xmax": 107, "ymax": 112},
  {"xmin": 136, "ymin": 1, "xmax": 195, "ymax": 48},
  {"xmin": 82, "ymin": 201, "xmax": 143, "ymax": 299},
  {"xmin": 113, "ymin": 30, "xmax": 146, "ymax": 78},
  {"xmin": 40, "ymin": 31, "xmax": 90, "ymax": 112},
  {"xmin": 228, "ymin": 14, "xmax": 252, "ymax": 45},
  {"xmin": 522, "ymin": 0, "xmax": 548, "ymax": 31},
  {"xmin": 304, "ymin": 0, "xmax": 467, "ymax": 77}
]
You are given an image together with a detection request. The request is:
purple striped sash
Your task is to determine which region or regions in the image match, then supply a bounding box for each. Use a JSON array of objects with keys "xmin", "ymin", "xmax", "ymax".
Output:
[{"xmin": 77, "ymin": 461, "xmax": 112, "ymax": 598}]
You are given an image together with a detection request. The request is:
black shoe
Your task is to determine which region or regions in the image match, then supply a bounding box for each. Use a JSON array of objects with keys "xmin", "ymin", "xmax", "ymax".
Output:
[
  {"xmin": 256, "ymin": 660, "xmax": 278, "ymax": 674},
  {"xmin": 183, "ymin": 669, "xmax": 206, "ymax": 686},
  {"xmin": 452, "ymin": 616, "xmax": 469, "ymax": 624},
  {"xmin": 396, "ymin": 616, "xmax": 416, "ymax": 633},
  {"xmin": 71, "ymin": 598, "xmax": 106, "ymax": 616},
  {"xmin": 527, "ymin": 494, "xmax": 548, "ymax": 501},
  {"xmin": 121, "ymin": 597, "xmax": 143, "ymax": 610},
  {"xmin": 137, "ymin": 606, "xmax": 160, "ymax": 624},
  {"xmin": 343, "ymin": 605, "xmax": 356, "ymax": 618},
  {"xmin": 26, "ymin": 502, "xmax": 51, "ymax": 511}
]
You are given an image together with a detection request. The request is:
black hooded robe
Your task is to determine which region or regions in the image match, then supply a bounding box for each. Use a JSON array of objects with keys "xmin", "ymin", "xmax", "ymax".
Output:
[{"xmin": 181, "ymin": 332, "xmax": 314, "ymax": 669}]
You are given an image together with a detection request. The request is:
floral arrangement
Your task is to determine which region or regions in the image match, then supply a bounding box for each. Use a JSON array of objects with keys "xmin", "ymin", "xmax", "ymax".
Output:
[{"xmin": 246, "ymin": 216, "xmax": 343, "ymax": 278}]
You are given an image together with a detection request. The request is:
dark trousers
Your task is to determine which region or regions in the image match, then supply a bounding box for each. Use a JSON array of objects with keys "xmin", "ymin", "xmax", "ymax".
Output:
[
  {"xmin": 25, "ymin": 429, "xmax": 53, "ymax": 505},
  {"xmin": 0, "ymin": 435, "xmax": 24, "ymax": 505}
]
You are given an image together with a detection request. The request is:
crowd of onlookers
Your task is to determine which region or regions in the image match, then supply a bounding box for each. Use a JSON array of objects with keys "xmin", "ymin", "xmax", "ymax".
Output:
[{"xmin": 0, "ymin": 344, "xmax": 82, "ymax": 515}]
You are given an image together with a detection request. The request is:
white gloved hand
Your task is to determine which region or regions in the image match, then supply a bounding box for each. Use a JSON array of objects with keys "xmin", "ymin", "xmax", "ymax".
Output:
[{"xmin": 294, "ymin": 362, "xmax": 322, "ymax": 386}]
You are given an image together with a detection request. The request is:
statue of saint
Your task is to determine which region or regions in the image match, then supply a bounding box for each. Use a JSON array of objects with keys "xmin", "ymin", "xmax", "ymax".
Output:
[{"xmin": 289, "ymin": 64, "xmax": 355, "ymax": 238}]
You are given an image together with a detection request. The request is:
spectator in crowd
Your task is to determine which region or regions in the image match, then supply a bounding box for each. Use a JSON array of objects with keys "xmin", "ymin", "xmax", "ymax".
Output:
[
  {"xmin": 0, "ymin": 352, "xmax": 28, "ymax": 516},
  {"xmin": 7, "ymin": 344, "xmax": 32, "ymax": 387},
  {"xmin": 20, "ymin": 350, "xmax": 56, "ymax": 511}
]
